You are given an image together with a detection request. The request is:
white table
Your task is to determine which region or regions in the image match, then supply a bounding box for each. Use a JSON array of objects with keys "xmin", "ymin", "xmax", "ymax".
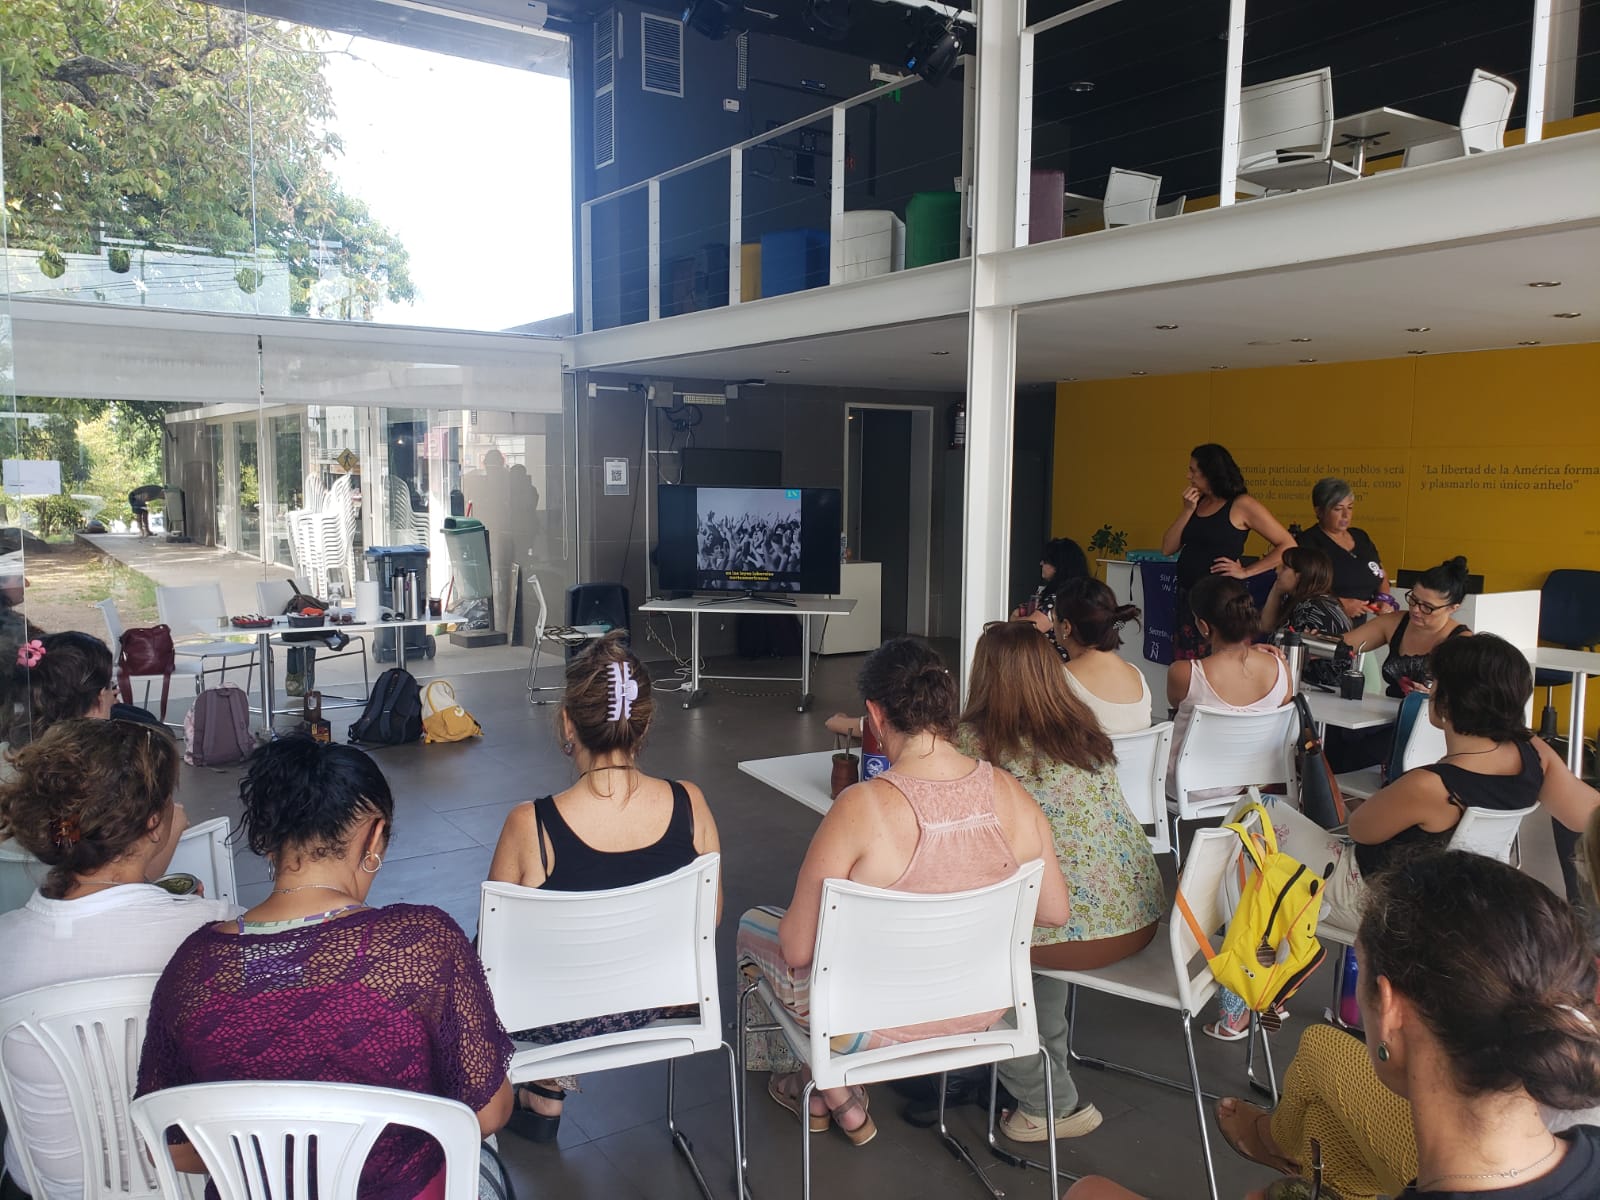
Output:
[
  {"xmin": 1062, "ymin": 191, "xmax": 1104, "ymax": 231},
  {"xmin": 1531, "ymin": 648, "xmax": 1600, "ymax": 774},
  {"xmin": 738, "ymin": 750, "xmax": 839, "ymax": 816},
  {"xmin": 1302, "ymin": 690, "xmax": 1399, "ymax": 734},
  {"xmin": 639, "ymin": 596, "xmax": 856, "ymax": 711},
  {"xmin": 1331, "ymin": 107, "xmax": 1459, "ymax": 174}
]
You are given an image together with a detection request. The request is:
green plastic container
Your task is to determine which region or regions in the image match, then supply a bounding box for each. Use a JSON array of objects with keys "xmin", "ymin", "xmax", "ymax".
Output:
[{"xmin": 904, "ymin": 191, "xmax": 962, "ymax": 267}]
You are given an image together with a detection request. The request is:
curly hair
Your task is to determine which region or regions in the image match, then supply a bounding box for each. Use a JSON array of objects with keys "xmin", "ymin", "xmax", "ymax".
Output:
[
  {"xmin": 11, "ymin": 630, "xmax": 114, "ymax": 746},
  {"xmin": 238, "ymin": 735, "xmax": 394, "ymax": 865},
  {"xmin": 858, "ymin": 636, "xmax": 958, "ymax": 740}
]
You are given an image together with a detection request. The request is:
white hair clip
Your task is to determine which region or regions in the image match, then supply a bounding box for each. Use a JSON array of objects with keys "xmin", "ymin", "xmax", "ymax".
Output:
[{"xmin": 607, "ymin": 661, "xmax": 638, "ymax": 722}]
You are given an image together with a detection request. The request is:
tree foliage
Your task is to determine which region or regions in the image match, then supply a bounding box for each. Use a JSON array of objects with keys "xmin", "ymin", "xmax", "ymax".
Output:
[{"xmin": 0, "ymin": 0, "xmax": 416, "ymax": 318}]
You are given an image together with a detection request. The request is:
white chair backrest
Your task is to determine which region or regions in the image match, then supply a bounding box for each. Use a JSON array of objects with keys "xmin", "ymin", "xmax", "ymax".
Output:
[
  {"xmin": 257, "ymin": 578, "xmax": 296, "ymax": 615},
  {"xmin": 131, "ymin": 1081, "xmax": 480, "ymax": 1200},
  {"xmin": 1170, "ymin": 813, "xmax": 1260, "ymax": 1012},
  {"xmin": 1399, "ymin": 699, "xmax": 1449, "ymax": 773},
  {"xmin": 1448, "ymin": 804, "xmax": 1538, "ymax": 864},
  {"xmin": 1238, "ymin": 67, "xmax": 1334, "ymax": 168},
  {"xmin": 806, "ymin": 861, "xmax": 1045, "ymax": 1068},
  {"xmin": 527, "ymin": 572, "xmax": 549, "ymax": 640},
  {"xmin": 1103, "ymin": 167, "xmax": 1160, "ymax": 227},
  {"xmin": 1402, "ymin": 135, "xmax": 1465, "ymax": 167},
  {"xmin": 1171, "ymin": 704, "xmax": 1297, "ymax": 808},
  {"xmin": 166, "ymin": 816, "xmax": 238, "ymax": 907},
  {"xmin": 0, "ymin": 974, "xmax": 161, "ymax": 1200},
  {"xmin": 478, "ymin": 853, "xmax": 721, "ymax": 1038},
  {"xmin": 97, "ymin": 598, "xmax": 126, "ymax": 645},
  {"xmin": 156, "ymin": 584, "xmax": 227, "ymax": 640},
  {"xmin": 1112, "ymin": 722, "xmax": 1175, "ymax": 854},
  {"xmin": 1154, "ymin": 194, "xmax": 1186, "ymax": 219},
  {"xmin": 1460, "ymin": 67, "xmax": 1515, "ymax": 154}
]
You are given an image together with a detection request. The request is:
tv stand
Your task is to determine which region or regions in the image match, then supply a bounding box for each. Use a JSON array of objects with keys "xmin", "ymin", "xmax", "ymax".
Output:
[{"xmin": 698, "ymin": 591, "xmax": 797, "ymax": 608}]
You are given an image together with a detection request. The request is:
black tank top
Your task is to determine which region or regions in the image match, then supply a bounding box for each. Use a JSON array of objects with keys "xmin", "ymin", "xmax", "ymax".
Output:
[
  {"xmin": 1177, "ymin": 499, "xmax": 1249, "ymax": 589},
  {"xmin": 534, "ymin": 780, "xmax": 697, "ymax": 892},
  {"xmin": 1381, "ymin": 614, "xmax": 1469, "ymax": 697}
]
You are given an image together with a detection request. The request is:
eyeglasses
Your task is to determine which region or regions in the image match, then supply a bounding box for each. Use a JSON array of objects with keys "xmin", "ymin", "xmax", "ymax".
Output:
[{"xmin": 1405, "ymin": 591, "xmax": 1449, "ymax": 615}]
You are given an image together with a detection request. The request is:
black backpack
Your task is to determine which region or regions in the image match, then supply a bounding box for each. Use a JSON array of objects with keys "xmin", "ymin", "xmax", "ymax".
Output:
[{"xmin": 349, "ymin": 668, "xmax": 423, "ymax": 746}]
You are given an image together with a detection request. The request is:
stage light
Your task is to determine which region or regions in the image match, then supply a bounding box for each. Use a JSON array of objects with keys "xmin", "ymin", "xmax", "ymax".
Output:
[
  {"xmin": 903, "ymin": 13, "xmax": 965, "ymax": 85},
  {"xmin": 683, "ymin": 0, "xmax": 741, "ymax": 40}
]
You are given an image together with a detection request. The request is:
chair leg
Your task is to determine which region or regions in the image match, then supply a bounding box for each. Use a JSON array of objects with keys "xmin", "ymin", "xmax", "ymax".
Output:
[
  {"xmin": 1245, "ymin": 1014, "xmax": 1278, "ymax": 1102},
  {"xmin": 735, "ymin": 979, "xmax": 762, "ymax": 1189},
  {"xmin": 799, "ymin": 1076, "xmax": 815, "ymax": 1200},
  {"xmin": 665, "ymin": 1056, "xmax": 726, "ymax": 1200},
  {"xmin": 934, "ymin": 1069, "xmax": 1006, "ymax": 1200},
  {"xmin": 1180, "ymin": 1012, "xmax": 1222, "ymax": 1200},
  {"xmin": 723, "ymin": 1042, "xmax": 747, "ymax": 1200}
]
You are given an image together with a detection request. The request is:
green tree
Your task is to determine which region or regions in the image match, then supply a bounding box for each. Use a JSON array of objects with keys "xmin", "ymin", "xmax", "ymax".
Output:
[{"xmin": 0, "ymin": 0, "xmax": 416, "ymax": 318}]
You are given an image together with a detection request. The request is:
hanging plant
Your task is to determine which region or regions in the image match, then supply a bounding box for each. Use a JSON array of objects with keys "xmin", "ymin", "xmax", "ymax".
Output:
[
  {"xmin": 107, "ymin": 247, "xmax": 131, "ymax": 273},
  {"xmin": 38, "ymin": 247, "xmax": 67, "ymax": 279},
  {"xmin": 235, "ymin": 267, "xmax": 262, "ymax": 294}
]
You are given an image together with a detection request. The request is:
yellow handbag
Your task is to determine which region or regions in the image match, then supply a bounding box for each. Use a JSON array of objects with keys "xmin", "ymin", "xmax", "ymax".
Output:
[
  {"xmin": 421, "ymin": 680, "xmax": 483, "ymax": 744},
  {"xmin": 1176, "ymin": 796, "xmax": 1326, "ymax": 1017}
]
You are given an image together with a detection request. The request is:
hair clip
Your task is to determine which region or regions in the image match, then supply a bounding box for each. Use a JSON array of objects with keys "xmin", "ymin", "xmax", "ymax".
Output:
[
  {"xmin": 607, "ymin": 660, "xmax": 638, "ymax": 722},
  {"xmin": 17, "ymin": 640, "xmax": 45, "ymax": 669},
  {"xmin": 54, "ymin": 814, "xmax": 81, "ymax": 850},
  {"xmin": 1560, "ymin": 1004, "xmax": 1596, "ymax": 1029}
]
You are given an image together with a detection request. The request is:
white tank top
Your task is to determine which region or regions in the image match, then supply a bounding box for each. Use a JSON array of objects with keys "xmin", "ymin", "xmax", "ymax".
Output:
[
  {"xmin": 1166, "ymin": 655, "xmax": 1291, "ymax": 794},
  {"xmin": 1062, "ymin": 663, "xmax": 1153, "ymax": 735}
]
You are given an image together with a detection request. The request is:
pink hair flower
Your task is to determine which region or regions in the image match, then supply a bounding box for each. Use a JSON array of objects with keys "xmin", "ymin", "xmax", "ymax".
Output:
[{"xmin": 16, "ymin": 640, "xmax": 45, "ymax": 669}]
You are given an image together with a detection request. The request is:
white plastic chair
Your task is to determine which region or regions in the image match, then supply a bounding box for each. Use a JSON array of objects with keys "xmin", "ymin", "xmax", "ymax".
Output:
[
  {"xmin": 131, "ymin": 1081, "xmax": 480, "ymax": 1200},
  {"xmin": 1102, "ymin": 167, "xmax": 1161, "ymax": 227},
  {"xmin": 1154, "ymin": 194, "xmax": 1186, "ymax": 219},
  {"xmin": 1167, "ymin": 704, "xmax": 1298, "ymax": 858},
  {"xmin": 99, "ymin": 598, "xmax": 201, "ymax": 719},
  {"xmin": 1111, "ymin": 721, "xmax": 1176, "ymax": 860},
  {"xmin": 1237, "ymin": 67, "xmax": 1359, "ymax": 190},
  {"xmin": 478, "ymin": 853, "xmax": 738, "ymax": 1200},
  {"xmin": 155, "ymin": 584, "xmax": 259, "ymax": 693},
  {"xmin": 525, "ymin": 572, "xmax": 608, "ymax": 705},
  {"xmin": 1406, "ymin": 67, "xmax": 1517, "ymax": 166},
  {"xmin": 1042, "ymin": 818, "xmax": 1264, "ymax": 1200},
  {"xmin": 165, "ymin": 816, "xmax": 238, "ymax": 907},
  {"xmin": 255, "ymin": 579, "xmax": 369, "ymax": 705},
  {"xmin": 738, "ymin": 861, "xmax": 1051, "ymax": 1200},
  {"xmin": 0, "ymin": 974, "xmax": 162, "ymax": 1200}
]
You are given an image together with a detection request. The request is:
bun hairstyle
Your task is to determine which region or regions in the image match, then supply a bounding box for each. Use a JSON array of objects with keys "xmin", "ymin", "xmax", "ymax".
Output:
[
  {"xmin": 1360, "ymin": 851, "xmax": 1600, "ymax": 1111},
  {"xmin": 562, "ymin": 630, "xmax": 653, "ymax": 758},
  {"xmin": 1051, "ymin": 577, "xmax": 1140, "ymax": 652},
  {"xmin": 1428, "ymin": 634, "xmax": 1533, "ymax": 744},
  {"xmin": 1187, "ymin": 575, "xmax": 1259, "ymax": 645},
  {"xmin": 1190, "ymin": 443, "xmax": 1248, "ymax": 501},
  {"xmin": 239, "ymin": 735, "xmax": 394, "ymax": 864},
  {"xmin": 0, "ymin": 717, "xmax": 179, "ymax": 899},
  {"xmin": 858, "ymin": 636, "xmax": 958, "ymax": 740},
  {"xmin": 1416, "ymin": 555, "xmax": 1471, "ymax": 606},
  {"xmin": 13, "ymin": 631, "xmax": 114, "ymax": 746}
]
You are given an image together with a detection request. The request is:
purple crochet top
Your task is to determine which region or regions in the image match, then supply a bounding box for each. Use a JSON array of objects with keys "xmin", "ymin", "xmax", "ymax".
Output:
[{"xmin": 137, "ymin": 904, "xmax": 512, "ymax": 1200}]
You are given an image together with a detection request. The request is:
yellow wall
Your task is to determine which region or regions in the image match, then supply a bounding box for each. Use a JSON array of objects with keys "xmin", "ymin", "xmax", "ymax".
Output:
[{"xmin": 1053, "ymin": 342, "xmax": 1600, "ymax": 733}]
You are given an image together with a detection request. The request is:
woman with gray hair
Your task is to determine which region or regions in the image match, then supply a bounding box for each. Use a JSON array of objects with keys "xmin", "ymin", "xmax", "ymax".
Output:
[{"xmin": 1297, "ymin": 477, "xmax": 1395, "ymax": 620}]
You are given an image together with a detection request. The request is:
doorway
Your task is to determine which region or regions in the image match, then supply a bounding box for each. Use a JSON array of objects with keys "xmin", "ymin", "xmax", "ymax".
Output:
[{"xmin": 844, "ymin": 404, "xmax": 933, "ymax": 636}]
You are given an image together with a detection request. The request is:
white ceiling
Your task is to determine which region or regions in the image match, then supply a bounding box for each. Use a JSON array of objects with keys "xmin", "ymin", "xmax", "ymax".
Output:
[{"xmin": 590, "ymin": 224, "xmax": 1600, "ymax": 391}]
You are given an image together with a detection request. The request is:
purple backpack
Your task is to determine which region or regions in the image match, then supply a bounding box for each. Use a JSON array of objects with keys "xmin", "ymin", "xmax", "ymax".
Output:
[{"xmin": 183, "ymin": 686, "xmax": 255, "ymax": 766}]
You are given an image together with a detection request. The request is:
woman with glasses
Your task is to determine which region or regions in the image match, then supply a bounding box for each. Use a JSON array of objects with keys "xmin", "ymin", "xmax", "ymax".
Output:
[{"xmin": 1340, "ymin": 556, "xmax": 1472, "ymax": 698}]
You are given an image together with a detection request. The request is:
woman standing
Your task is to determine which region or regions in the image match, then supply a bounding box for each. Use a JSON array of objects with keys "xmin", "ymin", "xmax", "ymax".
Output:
[
  {"xmin": 1050, "ymin": 577, "xmax": 1152, "ymax": 733},
  {"xmin": 1297, "ymin": 477, "xmax": 1393, "ymax": 620},
  {"xmin": 1160, "ymin": 444, "xmax": 1296, "ymax": 658}
]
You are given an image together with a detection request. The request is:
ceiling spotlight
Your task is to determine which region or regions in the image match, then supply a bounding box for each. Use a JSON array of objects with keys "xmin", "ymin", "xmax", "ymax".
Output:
[
  {"xmin": 775, "ymin": 368, "xmax": 792, "ymax": 374},
  {"xmin": 1298, "ymin": 357, "xmax": 1317, "ymax": 363},
  {"xmin": 1131, "ymin": 369, "xmax": 1147, "ymax": 376},
  {"xmin": 930, "ymin": 350, "xmax": 951, "ymax": 356},
  {"xmin": 682, "ymin": 0, "xmax": 743, "ymax": 40},
  {"xmin": 1407, "ymin": 349, "xmax": 1428, "ymax": 355},
  {"xmin": 1527, "ymin": 281, "xmax": 1562, "ymax": 288},
  {"xmin": 801, "ymin": 0, "xmax": 850, "ymax": 41},
  {"xmin": 1154, "ymin": 323, "xmax": 1179, "ymax": 330},
  {"xmin": 1067, "ymin": 80, "xmax": 1096, "ymax": 93},
  {"xmin": 1553, "ymin": 312, "xmax": 1583, "ymax": 319},
  {"xmin": 903, "ymin": 12, "xmax": 967, "ymax": 85},
  {"xmin": 1406, "ymin": 326, "xmax": 1430, "ymax": 333},
  {"xmin": 1290, "ymin": 337, "xmax": 1313, "ymax": 343},
  {"xmin": 1210, "ymin": 365, "xmax": 1229, "ymax": 370},
  {"xmin": 1517, "ymin": 340, "xmax": 1541, "ymax": 346},
  {"xmin": 1064, "ymin": 376, "xmax": 1079, "ymax": 382},
  {"xmin": 1247, "ymin": 339, "xmax": 1278, "ymax": 346}
]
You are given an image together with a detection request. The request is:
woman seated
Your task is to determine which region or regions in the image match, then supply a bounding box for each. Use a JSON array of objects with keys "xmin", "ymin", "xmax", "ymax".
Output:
[
  {"xmin": 486, "ymin": 632, "xmax": 721, "ymax": 1142},
  {"xmin": 1341, "ymin": 556, "xmax": 1472, "ymax": 698},
  {"xmin": 1067, "ymin": 850, "xmax": 1600, "ymax": 1200},
  {"xmin": 1296, "ymin": 477, "xmax": 1395, "ymax": 620},
  {"xmin": 1048, "ymin": 577, "xmax": 1152, "ymax": 734},
  {"xmin": 1013, "ymin": 537, "xmax": 1091, "ymax": 621},
  {"xmin": 1258, "ymin": 545, "xmax": 1352, "ymax": 640},
  {"xmin": 957, "ymin": 622, "xmax": 1161, "ymax": 1144},
  {"xmin": 137, "ymin": 738, "xmax": 513, "ymax": 1196},
  {"xmin": 738, "ymin": 636, "xmax": 1069, "ymax": 1146},
  {"xmin": 0, "ymin": 719, "xmax": 232, "ymax": 1199}
]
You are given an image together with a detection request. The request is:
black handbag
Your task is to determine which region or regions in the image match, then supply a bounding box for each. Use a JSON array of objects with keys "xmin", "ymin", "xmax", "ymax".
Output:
[{"xmin": 1293, "ymin": 693, "xmax": 1346, "ymax": 830}]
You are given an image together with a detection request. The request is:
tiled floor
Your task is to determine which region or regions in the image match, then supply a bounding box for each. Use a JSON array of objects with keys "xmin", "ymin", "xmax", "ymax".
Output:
[{"xmin": 176, "ymin": 649, "xmax": 1356, "ymax": 1200}]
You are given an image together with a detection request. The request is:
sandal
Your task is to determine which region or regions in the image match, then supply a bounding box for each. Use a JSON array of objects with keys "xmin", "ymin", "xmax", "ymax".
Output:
[
  {"xmin": 826, "ymin": 1085, "xmax": 876, "ymax": 1146},
  {"xmin": 507, "ymin": 1082, "xmax": 565, "ymax": 1143},
  {"xmin": 1215, "ymin": 1098, "xmax": 1298, "ymax": 1176},
  {"xmin": 768, "ymin": 1072, "xmax": 830, "ymax": 1133}
]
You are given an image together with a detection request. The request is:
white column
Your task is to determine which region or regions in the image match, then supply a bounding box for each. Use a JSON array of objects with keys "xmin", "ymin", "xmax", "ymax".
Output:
[
  {"xmin": 728, "ymin": 148, "xmax": 743, "ymax": 305},
  {"xmin": 1218, "ymin": 0, "xmax": 1247, "ymax": 205},
  {"xmin": 960, "ymin": 0, "xmax": 1025, "ymax": 688},
  {"xmin": 580, "ymin": 204, "xmax": 594, "ymax": 331},
  {"xmin": 1544, "ymin": 0, "xmax": 1581, "ymax": 123},
  {"xmin": 829, "ymin": 106, "xmax": 847, "ymax": 285},
  {"xmin": 1526, "ymin": 0, "xmax": 1555, "ymax": 143},
  {"xmin": 647, "ymin": 178, "xmax": 661, "ymax": 319}
]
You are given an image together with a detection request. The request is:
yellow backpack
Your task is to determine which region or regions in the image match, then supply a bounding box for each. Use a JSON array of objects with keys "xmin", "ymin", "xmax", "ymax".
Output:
[
  {"xmin": 1176, "ymin": 796, "xmax": 1327, "ymax": 1017},
  {"xmin": 421, "ymin": 681, "xmax": 483, "ymax": 744}
]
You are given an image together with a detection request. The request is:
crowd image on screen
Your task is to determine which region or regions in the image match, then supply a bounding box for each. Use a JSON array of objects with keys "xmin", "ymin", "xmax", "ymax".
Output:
[{"xmin": 695, "ymin": 492, "xmax": 803, "ymax": 591}]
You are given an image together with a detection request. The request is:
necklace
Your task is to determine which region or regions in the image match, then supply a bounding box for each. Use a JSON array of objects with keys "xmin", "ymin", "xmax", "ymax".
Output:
[
  {"xmin": 272, "ymin": 882, "xmax": 356, "ymax": 897},
  {"xmin": 1416, "ymin": 1139, "xmax": 1560, "ymax": 1190},
  {"xmin": 1445, "ymin": 741, "xmax": 1504, "ymax": 760},
  {"xmin": 69, "ymin": 877, "xmax": 134, "ymax": 894},
  {"xmin": 579, "ymin": 764, "xmax": 635, "ymax": 779}
]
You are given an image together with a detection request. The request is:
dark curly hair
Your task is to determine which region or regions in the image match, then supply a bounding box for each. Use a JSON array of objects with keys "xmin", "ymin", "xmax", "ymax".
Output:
[
  {"xmin": 239, "ymin": 735, "xmax": 394, "ymax": 865},
  {"xmin": 1428, "ymin": 633, "xmax": 1533, "ymax": 744},
  {"xmin": 12, "ymin": 630, "xmax": 114, "ymax": 746},
  {"xmin": 0, "ymin": 717, "xmax": 179, "ymax": 898},
  {"xmin": 858, "ymin": 636, "xmax": 958, "ymax": 740},
  {"xmin": 1190, "ymin": 443, "xmax": 1248, "ymax": 500}
]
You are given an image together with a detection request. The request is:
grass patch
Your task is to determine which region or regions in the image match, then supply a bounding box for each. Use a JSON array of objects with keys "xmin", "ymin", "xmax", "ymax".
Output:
[{"xmin": 68, "ymin": 555, "xmax": 157, "ymax": 614}]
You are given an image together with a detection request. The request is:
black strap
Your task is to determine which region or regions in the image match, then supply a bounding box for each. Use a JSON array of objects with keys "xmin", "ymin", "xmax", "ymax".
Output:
[{"xmin": 535, "ymin": 797, "xmax": 552, "ymax": 878}]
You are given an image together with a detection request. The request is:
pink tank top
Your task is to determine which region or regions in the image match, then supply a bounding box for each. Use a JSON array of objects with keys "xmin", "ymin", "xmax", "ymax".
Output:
[{"xmin": 880, "ymin": 761, "xmax": 1020, "ymax": 892}]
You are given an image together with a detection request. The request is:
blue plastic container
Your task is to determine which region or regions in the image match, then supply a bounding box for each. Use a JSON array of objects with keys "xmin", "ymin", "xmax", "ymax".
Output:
[{"xmin": 760, "ymin": 229, "xmax": 828, "ymax": 297}]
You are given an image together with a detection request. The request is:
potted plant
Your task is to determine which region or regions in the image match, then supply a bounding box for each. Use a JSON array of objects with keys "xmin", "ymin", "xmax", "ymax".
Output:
[
  {"xmin": 1088, "ymin": 523, "xmax": 1128, "ymax": 558},
  {"xmin": 38, "ymin": 247, "xmax": 67, "ymax": 279},
  {"xmin": 107, "ymin": 247, "xmax": 131, "ymax": 273}
]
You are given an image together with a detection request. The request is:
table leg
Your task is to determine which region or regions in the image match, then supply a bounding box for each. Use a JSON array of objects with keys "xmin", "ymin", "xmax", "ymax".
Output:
[
  {"xmin": 798, "ymin": 615, "xmax": 813, "ymax": 713},
  {"xmin": 1569, "ymin": 672, "xmax": 1589, "ymax": 775},
  {"xmin": 396, "ymin": 622, "xmax": 408, "ymax": 674},
  {"xmin": 257, "ymin": 632, "xmax": 274, "ymax": 738},
  {"xmin": 1351, "ymin": 141, "xmax": 1368, "ymax": 176},
  {"xmin": 685, "ymin": 611, "xmax": 706, "ymax": 708}
]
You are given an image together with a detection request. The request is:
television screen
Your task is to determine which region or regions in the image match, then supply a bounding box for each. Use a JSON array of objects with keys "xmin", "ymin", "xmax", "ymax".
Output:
[{"xmin": 657, "ymin": 485, "xmax": 841, "ymax": 595}]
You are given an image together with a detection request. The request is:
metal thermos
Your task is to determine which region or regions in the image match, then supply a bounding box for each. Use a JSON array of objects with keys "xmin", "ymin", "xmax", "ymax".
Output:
[
  {"xmin": 406, "ymin": 570, "xmax": 422, "ymax": 619},
  {"xmin": 1281, "ymin": 628, "xmax": 1305, "ymax": 693},
  {"xmin": 392, "ymin": 575, "xmax": 408, "ymax": 619}
]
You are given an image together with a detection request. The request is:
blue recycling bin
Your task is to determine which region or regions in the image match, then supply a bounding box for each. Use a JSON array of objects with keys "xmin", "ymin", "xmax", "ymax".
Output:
[{"xmin": 760, "ymin": 228, "xmax": 828, "ymax": 297}]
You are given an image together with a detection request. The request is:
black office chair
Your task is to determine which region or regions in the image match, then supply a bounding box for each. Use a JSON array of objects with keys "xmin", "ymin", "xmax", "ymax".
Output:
[
  {"xmin": 1533, "ymin": 569, "xmax": 1600, "ymax": 737},
  {"xmin": 568, "ymin": 582, "xmax": 631, "ymax": 645}
]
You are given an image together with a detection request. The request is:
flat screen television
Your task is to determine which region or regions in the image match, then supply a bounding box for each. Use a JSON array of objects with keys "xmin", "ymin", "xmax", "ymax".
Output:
[{"xmin": 657, "ymin": 485, "xmax": 841, "ymax": 596}]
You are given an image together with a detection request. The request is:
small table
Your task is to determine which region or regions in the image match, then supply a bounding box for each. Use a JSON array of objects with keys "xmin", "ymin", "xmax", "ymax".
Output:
[
  {"xmin": 1062, "ymin": 191, "xmax": 1104, "ymax": 232},
  {"xmin": 1301, "ymin": 690, "xmax": 1400, "ymax": 736},
  {"xmin": 738, "ymin": 750, "xmax": 839, "ymax": 816},
  {"xmin": 639, "ymin": 596, "xmax": 856, "ymax": 711},
  {"xmin": 1529, "ymin": 648, "xmax": 1600, "ymax": 774},
  {"xmin": 1331, "ymin": 108, "xmax": 1459, "ymax": 175}
]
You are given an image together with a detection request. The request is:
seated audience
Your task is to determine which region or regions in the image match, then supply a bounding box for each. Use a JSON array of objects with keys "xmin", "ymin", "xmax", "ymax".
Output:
[
  {"xmin": 1258, "ymin": 544, "xmax": 1352, "ymax": 640},
  {"xmin": 1068, "ymin": 851, "xmax": 1600, "ymax": 1200},
  {"xmin": 957, "ymin": 622, "xmax": 1161, "ymax": 1143},
  {"xmin": 1297, "ymin": 477, "xmax": 1395, "ymax": 619},
  {"xmin": 738, "ymin": 637, "xmax": 1069, "ymax": 1146},
  {"xmin": 486, "ymin": 632, "xmax": 721, "ymax": 1141},
  {"xmin": 1015, "ymin": 538, "xmax": 1091, "ymax": 661},
  {"xmin": 1049, "ymin": 576, "xmax": 1152, "ymax": 733},
  {"xmin": 0, "ymin": 719, "xmax": 231, "ymax": 1199},
  {"xmin": 1341, "ymin": 556, "xmax": 1472, "ymax": 699},
  {"xmin": 136, "ymin": 738, "xmax": 512, "ymax": 1194}
]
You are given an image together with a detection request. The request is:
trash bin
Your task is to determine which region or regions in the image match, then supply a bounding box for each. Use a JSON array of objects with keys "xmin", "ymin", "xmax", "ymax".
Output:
[
  {"xmin": 161, "ymin": 487, "xmax": 190, "ymax": 542},
  {"xmin": 364, "ymin": 545, "xmax": 434, "ymax": 662},
  {"xmin": 441, "ymin": 518, "xmax": 493, "ymax": 630}
]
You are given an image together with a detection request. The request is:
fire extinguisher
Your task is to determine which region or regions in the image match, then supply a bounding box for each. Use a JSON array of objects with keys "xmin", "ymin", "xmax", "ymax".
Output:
[{"xmin": 948, "ymin": 399, "xmax": 966, "ymax": 449}]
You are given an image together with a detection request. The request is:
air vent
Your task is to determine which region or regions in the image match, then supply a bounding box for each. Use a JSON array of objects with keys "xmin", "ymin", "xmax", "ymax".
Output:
[
  {"xmin": 736, "ymin": 32, "xmax": 749, "ymax": 91},
  {"xmin": 641, "ymin": 13, "xmax": 684, "ymax": 98},
  {"xmin": 594, "ymin": 9, "xmax": 616, "ymax": 167}
]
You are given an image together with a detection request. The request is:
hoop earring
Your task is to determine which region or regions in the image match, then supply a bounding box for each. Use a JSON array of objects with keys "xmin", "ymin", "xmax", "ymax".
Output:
[
  {"xmin": 360, "ymin": 852, "xmax": 383, "ymax": 875},
  {"xmin": 1377, "ymin": 1042, "xmax": 1390, "ymax": 1063}
]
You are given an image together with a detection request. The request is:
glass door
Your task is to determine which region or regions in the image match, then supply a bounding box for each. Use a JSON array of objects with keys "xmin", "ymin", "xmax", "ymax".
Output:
[
  {"xmin": 268, "ymin": 414, "xmax": 305, "ymax": 567},
  {"xmin": 235, "ymin": 419, "xmax": 262, "ymax": 559}
]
